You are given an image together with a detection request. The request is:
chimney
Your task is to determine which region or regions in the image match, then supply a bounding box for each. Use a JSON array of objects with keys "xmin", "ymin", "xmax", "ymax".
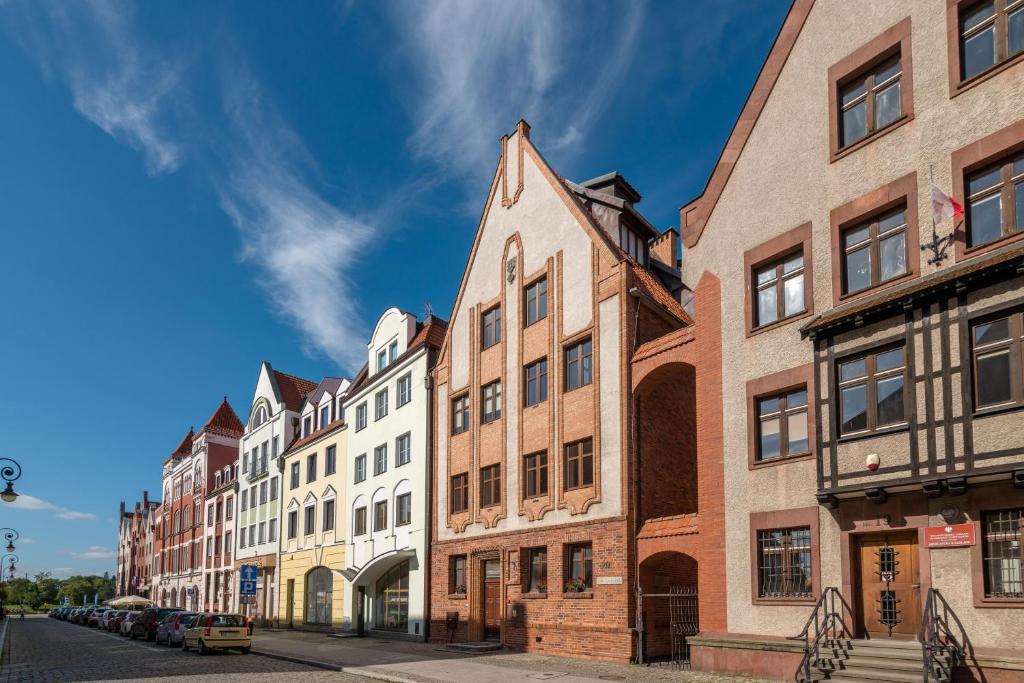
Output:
[
  {"xmin": 650, "ymin": 228, "xmax": 680, "ymax": 270},
  {"xmin": 143, "ymin": 490, "xmax": 149, "ymax": 507}
]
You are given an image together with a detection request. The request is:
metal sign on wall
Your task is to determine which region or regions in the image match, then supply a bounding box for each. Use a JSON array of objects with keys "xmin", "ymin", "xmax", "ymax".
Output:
[{"xmin": 924, "ymin": 523, "xmax": 976, "ymax": 548}]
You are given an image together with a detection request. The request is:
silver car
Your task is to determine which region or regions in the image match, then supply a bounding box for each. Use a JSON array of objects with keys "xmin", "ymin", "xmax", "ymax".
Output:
[
  {"xmin": 119, "ymin": 611, "xmax": 141, "ymax": 636},
  {"xmin": 156, "ymin": 611, "xmax": 199, "ymax": 647}
]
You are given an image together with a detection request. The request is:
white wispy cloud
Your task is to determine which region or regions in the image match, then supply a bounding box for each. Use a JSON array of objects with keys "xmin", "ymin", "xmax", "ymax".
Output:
[
  {"xmin": 9, "ymin": 494, "xmax": 96, "ymax": 521},
  {"xmin": 68, "ymin": 545, "xmax": 116, "ymax": 561},
  {"xmin": 388, "ymin": 0, "xmax": 645, "ymax": 180},
  {"xmin": 19, "ymin": 538, "xmax": 37, "ymax": 544}
]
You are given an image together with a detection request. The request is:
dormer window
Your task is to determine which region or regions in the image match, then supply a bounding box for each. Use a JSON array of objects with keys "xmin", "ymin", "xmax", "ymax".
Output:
[
  {"xmin": 620, "ymin": 226, "xmax": 647, "ymax": 264},
  {"xmin": 320, "ymin": 404, "xmax": 330, "ymax": 428},
  {"xmin": 303, "ymin": 416, "xmax": 312, "ymax": 437},
  {"xmin": 389, "ymin": 340, "xmax": 398, "ymax": 362},
  {"xmin": 377, "ymin": 349, "xmax": 387, "ymax": 372}
]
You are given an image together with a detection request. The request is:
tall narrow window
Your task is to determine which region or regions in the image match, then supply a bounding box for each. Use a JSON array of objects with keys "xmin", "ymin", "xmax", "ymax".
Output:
[
  {"xmin": 960, "ymin": 0, "xmax": 1024, "ymax": 81},
  {"xmin": 757, "ymin": 389, "xmax": 809, "ymax": 462},
  {"xmin": 374, "ymin": 445, "xmax": 388, "ymax": 476},
  {"xmin": 353, "ymin": 507, "xmax": 366, "ymax": 536},
  {"xmin": 757, "ymin": 526, "xmax": 813, "ymax": 599},
  {"xmin": 837, "ymin": 346, "xmax": 906, "ymax": 435},
  {"xmin": 565, "ymin": 543, "xmax": 593, "ymax": 591},
  {"xmin": 377, "ymin": 348, "xmax": 387, "ymax": 371},
  {"xmin": 525, "ymin": 358, "xmax": 548, "ymax": 406},
  {"xmin": 842, "ymin": 207, "xmax": 908, "ymax": 294},
  {"xmin": 389, "ymin": 340, "xmax": 398, "ymax": 362},
  {"xmin": 397, "ymin": 373, "xmax": 413, "ymax": 407},
  {"xmin": 291, "ymin": 461, "xmax": 300, "ymax": 490},
  {"xmin": 482, "ymin": 380, "xmax": 502, "ymax": 423},
  {"xmin": 525, "ymin": 278, "xmax": 548, "ymax": 326},
  {"xmin": 982, "ymin": 508, "xmax": 1024, "ymax": 598},
  {"xmin": 754, "ymin": 253, "xmax": 805, "ymax": 327},
  {"xmin": 523, "ymin": 451, "xmax": 548, "ymax": 498},
  {"xmin": 565, "ymin": 339, "xmax": 593, "ymax": 391},
  {"xmin": 451, "ymin": 473, "xmax": 469, "ymax": 513},
  {"xmin": 972, "ymin": 312, "xmax": 1024, "ymax": 409},
  {"xmin": 449, "ymin": 555, "xmax": 467, "ymax": 594},
  {"xmin": 354, "ymin": 454, "xmax": 366, "ymax": 483},
  {"xmin": 320, "ymin": 404, "xmax": 330, "ymax": 429},
  {"xmin": 482, "ymin": 306, "xmax": 502, "ymax": 349},
  {"xmin": 525, "ymin": 547, "xmax": 548, "ymax": 593},
  {"xmin": 375, "ymin": 389, "xmax": 389, "ymax": 420},
  {"xmin": 564, "ymin": 439, "xmax": 594, "ymax": 490},
  {"xmin": 395, "ymin": 493, "xmax": 412, "ymax": 526},
  {"xmin": 480, "ymin": 464, "xmax": 501, "ymax": 507},
  {"xmin": 304, "ymin": 506, "xmax": 315, "ymax": 536},
  {"xmin": 396, "ymin": 433, "xmax": 412, "ymax": 466},
  {"xmin": 322, "ymin": 499, "xmax": 335, "ymax": 532},
  {"xmin": 303, "ymin": 416, "xmax": 312, "ymax": 437},
  {"xmin": 325, "ymin": 445, "xmax": 336, "ymax": 476},
  {"xmin": 452, "ymin": 395, "xmax": 469, "ymax": 434},
  {"xmin": 287, "ymin": 510, "xmax": 297, "ymax": 539},
  {"xmin": 966, "ymin": 155, "xmax": 1024, "ymax": 248},
  {"xmin": 356, "ymin": 403, "xmax": 367, "ymax": 431},
  {"xmin": 306, "ymin": 453, "xmax": 317, "ymax": 483},
  {"xmin": 373, "ymin": 500, "xmax": 388, "ymax": 532},
  {"xmin": 839, "ymin": 56, "xmax": 902, "ymax": 148}
]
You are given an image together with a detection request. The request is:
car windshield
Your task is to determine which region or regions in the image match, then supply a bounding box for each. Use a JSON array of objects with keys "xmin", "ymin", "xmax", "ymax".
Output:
[{"xmin": 210, "ymin": 615, "xmax": 244, "ymax": 627}]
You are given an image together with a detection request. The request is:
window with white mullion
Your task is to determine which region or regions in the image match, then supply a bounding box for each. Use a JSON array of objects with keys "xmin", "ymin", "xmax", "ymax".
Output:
[
  {"xmin": 842, "ymin": 207, "xmax": 908, "ymax": 294},
  {"xmin": 960, "ymin": 0, "xmax": 1024, "ymax": 80},
  {"xmin": 837, "ymin": 346, "xmax": 906, "ymax": 436},
  {"xmin": 839, "ymin": 56, "xmax": 902, "ymax": 148},
  {"xmin": 967, "ymin": 155, "xmax": 1024, "ymax": 247},
  {"xmin": 754, "ymin": 253, "xmax": 805, "ymax": 327}
]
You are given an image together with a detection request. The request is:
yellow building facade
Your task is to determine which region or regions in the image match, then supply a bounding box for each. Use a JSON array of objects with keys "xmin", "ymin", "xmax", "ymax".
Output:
[{"xmin": 276, "ymin": 378, "xmax": 348, "ymax": 630}]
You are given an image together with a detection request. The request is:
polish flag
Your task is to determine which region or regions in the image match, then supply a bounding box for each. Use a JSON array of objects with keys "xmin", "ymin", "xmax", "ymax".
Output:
[{"xmin": 931, "ymin": 184, "xmax": 964, "ymax": 223}]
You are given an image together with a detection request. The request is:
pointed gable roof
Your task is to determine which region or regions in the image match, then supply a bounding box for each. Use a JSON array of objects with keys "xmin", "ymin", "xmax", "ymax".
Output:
[
  {"xmin": 200, "ymin": 397, "xmax": 244, "ymax": 438},
  {"xmin": 679, "ymin": 0, "xmax": 814, "ymax": 248},
  {"xmin": 166, "ymin": 427, "xmax": 194, "ymax": 463},
  {"xmin": 271, "ymin": 368, "xmax": 318, "ymax": 413}
]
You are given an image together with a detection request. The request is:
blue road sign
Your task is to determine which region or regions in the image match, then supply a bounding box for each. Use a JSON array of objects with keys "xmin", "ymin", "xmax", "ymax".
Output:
[
  {"xmin": 240, "ymin": 564, "xmax": 258, "ymax": 582},
  {"xmin": 240, "ymin": 580, "xmax": 257, "ymax": 596}
]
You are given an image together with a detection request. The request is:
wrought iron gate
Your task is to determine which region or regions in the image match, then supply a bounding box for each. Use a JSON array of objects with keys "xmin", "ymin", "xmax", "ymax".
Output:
[{"xmin": 635, "ymin": 586, "xmax": 699, "ymax": 669}]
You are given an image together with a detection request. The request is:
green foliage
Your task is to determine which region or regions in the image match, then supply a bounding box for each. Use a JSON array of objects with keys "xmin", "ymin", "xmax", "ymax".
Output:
[{"xmin": 0, "ymin": 571, "xmax": 114, "ymax": 609}]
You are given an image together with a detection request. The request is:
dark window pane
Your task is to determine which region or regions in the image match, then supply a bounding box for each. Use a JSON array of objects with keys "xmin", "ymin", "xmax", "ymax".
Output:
[
  {"xmin": 975, "ymin": 318, "xmax": 1011, "ymax": 345},
  {"xmin": 977, "ymin": 350, "xmax": 1013, "ymax": 406},
  {"xmin": 841, "ymin": 385, "xmax": 868, "ymax": 433},
  {"xmin": 875, "ymin": 348, "xmax": 903, "ymax": 372},
  {"xmin": 783, "ymin": 254, "xmax": 803, "ymax": 273},
  {"xmin": 1010, "ymin": 7, "xmax": 1024, "ymax": 55},
  {"xmin": 875, "ymin": 59, "xmax": 901, "ymax": 83},
  {"xmin": 969, "ymin": 193, "xmax": 1003, "ymax": 247},
  {"xmin": 1016, "ymin": 182, "xmax": 1024, "ymax": 230},
  {"xmin": 844, "ymin": 225, "xmax": 870, "ymax": 249},
  {"xmin": 963, "ymin": 1, "xmax": 995, "ymax": 31},
  {"xmin": 876, "ymin": 376, "xmax": 905, "ymax": 426},
  {"xmin": 840, "ymin": 81, "xmax": 866, "ymax": 107},
  {"xmin": 840, "ymin": 358, "xmax": 867, "ymax": 381},
  {"xmin": 788, "ymin": 389, "xmax": 808, "ymax": 408},
  {"xmin": 755, "ymin": 264, "xmax": 777, "ymax": 286},
  {"xmin": 874, "ymin": 81, "xmax": 901, "ymax": 129},
  {"xmin": 759, "ymin": 418, "xmax": 781, "ymax": 460},
  {"xmin": 879, "ymin": 232, "xmax": 907, "ymax": 281},
  {"xmin": 963, "ymin": 25, "xmax": 996, "ymax": 79},
  {"xmin": 842, "ymin": 101, "xmax": 867, "ymax": 146},
  {"xmin": 845, "ymin": 246, "xmax": 871, "ymax": 293},
  {"xmin": 758, "ymin": 285, "xmax": 778, "ymax": 325},
  {"xmin": 758, "ymin": 397, "xmax": 780, "ymax": 416},
  {"xmin": 969, "ymin": 168, "xmax": 1002, "ymax": 195}
]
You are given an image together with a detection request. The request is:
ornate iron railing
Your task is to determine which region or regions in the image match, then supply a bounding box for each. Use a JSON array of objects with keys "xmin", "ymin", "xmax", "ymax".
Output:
[
  {"xmin": 919, "ymin": 589, "xmax": 965, "ymax": 682},
  {"xmin": 788, "ymin": 587, "xmax": 854, "ymax": 683}
]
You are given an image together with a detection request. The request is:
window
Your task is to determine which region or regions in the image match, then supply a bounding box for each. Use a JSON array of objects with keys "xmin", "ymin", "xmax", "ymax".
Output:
[
  {"xmin": 838, "ymin": 346, "xmax": 906, "ymax": 435},
  {"xmin": 959, "ymin": 0, "xmax": 1024, "ymax": 81},
  {"xmin": 224, "ymin": 531, "xmax": 232, "ymax": 558},
  {"xmin": 397, "ymin": 373, "xmax": 413, "ymax": 407},
  {"xmin": 754, "ymin": 253, "xmax": 805, "ymax": 327},
  {"xmin": 396, "ymin": 433, "xmax": 411, "ymax": 466},
  {"xmin": 320, "ymin": 404, "xmax": 330, "ymax": 428},
  {"xmin": 525, "ymin": 278, "xmax": 548, "ymax": 326},
  {"xmin": 374, "ymin": 445, "xmax": 388, "ymax": 476},
  {"xmin": 226, "ymin": 497, "xmax": 233, "ymax": 520},
  {"xmin": 269, "ymin": 517, "xmax": 277, "ymax": 542},
  {"xmin": 480, "ymin": 464, "xmax": 501, "ymax": 507},
  {"xmin": 482, "ymin": 306, "xmax": 502, "ymax": 348},
  {"xmin": 258, "ymin": 522, "xmax": 266, "ymax": 544},
  {"xmin": 375, "ymin": 560, "xmax": 409, "ymax": 632},
  {"xmin": 323, "ymin": 499, "xmax": 335, "ymax": 532},
  {"xmin": 982, "ymin": 508, "xmax": 1024, "ymax": 598},
  {"xmin": 451, "ymin": 473, "xmax": 469, "ymax": 513},
  {"xmin": 261, "ymin": 442, "xmax": 268, "ymax": 472},
  {"xmin": 215, "ymin": 502, "xmax": 222, "ymax": 522},
  {"xmin": 248, "ymin": 525, "xmax": 255, "ymax": 547},
  {"xmin": 482, "ymin": 380, "xmax": 502, "ymax": 423},
  {"xmin": 523, "ymin": 451, "xmax": 548, "ymax": 498},
  {"xmin": 449, "ymin": 555, "xmax": 467, "ymax": 594},
  {"xmin": 303, "ymin": 416, "xmax": 312, "ymax": 437},
  {"xmin": 620, "ymin": 226, "xmax": 647, "ymax": 263},
  {"xmin": 270, "ymin": 477, "xmax": 278, "ymax": 501},
  {"xmin": 565, "ymin": 339, "xmax": 593, "ymax": 391},
  {"xmin": 565, "ymin": 543, "xmax": 593, "ymax": 592},
  {"xmin": 304, "ymin": 505, "xmax": 315, "ymax": 536},
  {"xmin": 564, "ymin": 439, "xmax": 594, "ymax": 490},
  {"xmin": 259, "ymin": 481, "xmax": 267, "ymax": 505},
  {"xmin": 307, "ymin": 453, "xmax": 317, "ymax": 483},
  {"xmin": 838, "ymin": 56, "xmax": 902, "ymax": 149},
  {"xmin": 525, "ymin": 547, "xmax": 548, "ymax": 593},
  {"xmin": 354, "ymin": 507, "xmax": 367, "ymax": 536},
  {"xmin": 373, "ymin": 500, "xmax": 388, "ymax": 532},
  {"xmin": 326, "ymin": 445, "xmax": 337, "ymax": 476},
  {"xmin": 841, "ymin": 207, "xmax": 908, "ymax": 294},
  {"xmin": 395, "ymin": 493, "xmax": 412, "ymax": 526},
  {"xmin": 207, "ymin": 503, "xmax": 215, "ymax": 526},
  {"xmin": 389, "ymin": 340, "xmax": 398, "ymax": 362},
  {"xmin": 756, "ymin": 389, "xmax": 810, "ymax": 462},
  {"xmin": 972, "ymin": 311, "xmax": 1024, "ymax": 409},
  {"xmin": 525, "ymin": 358, "xmax": 548, "ymax": 406},
  {"xmin": 375, "ymin": 389, "xmax": 389, "ymax": 420},
  {"xmin": 356, "ymin": 403, "xmax": 367, "ymax": 431},
  {"xmin": 354, "ymin": 454, "xmax": 366, "ymax": 483},
  {"xmin": 290, "ymin": 462, "xmax": 300, "ymax": 490},
  {"xmin": 757, "ymin": 527, "xmax": 813, "ymax": 599},
  {"xmin": 242, "ymin": 455, "xmax": 248, "ymax": 474},
  {"xmin": 966, "ymin": 154, "xmax": 1024, "ymax": 248},
  {"xmin": 452, "ymin": 394, "xmax": 469, "ymax": 434},
  {"xmin": 377, "ymin": 348, "xmax": 387, "ymax": 371}
]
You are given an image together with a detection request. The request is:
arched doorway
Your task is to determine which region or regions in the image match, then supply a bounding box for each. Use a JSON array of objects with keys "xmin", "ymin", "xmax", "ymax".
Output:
[
  {"xmin": 375, "ymin": 560, "xmax": 409, "ymax": 632},
  {"xmin": 170, "ymin": 587, "xmax": 177, "ymax": 608},
  {"xmin": 305, "ymin": 567, "xmax": 332, "ymax": 626},
  {"xmin": 637, "ymin": 551, "xmax": 699, "ymax": 667}
]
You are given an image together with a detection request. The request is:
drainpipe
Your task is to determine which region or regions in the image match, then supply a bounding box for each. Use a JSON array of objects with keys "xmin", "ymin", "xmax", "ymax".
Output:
[{"xmin": 627, "ymin": 286, "xmax": 643, "ymax": 663}]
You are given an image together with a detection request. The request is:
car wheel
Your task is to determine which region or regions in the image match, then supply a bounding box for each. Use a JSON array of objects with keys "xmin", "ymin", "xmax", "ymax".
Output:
[
  {"xmin": 181, "ymin": 639, "xmax": 189, "ymax": 652},
  {"xmin": 129, "ymin": 629, "xmax": 136, "ymax": 640},
  {"xmin": 197, "ymin": 639, "xmax": 206, "ymax": 656},
  {"xmin": 239, "ymin": 646, "xmax": 250, "ymax": 655}
]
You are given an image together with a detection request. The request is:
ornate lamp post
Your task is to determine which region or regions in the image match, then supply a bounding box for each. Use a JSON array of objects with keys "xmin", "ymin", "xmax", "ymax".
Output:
[
  {"xmin": 0, "ymin": 459, "xmax": 22, "ymax": 503},
  {"xmin": 0, "ymin": 554, "xmax": 18, "ymax": 618},
  {"xmin": 0, "ymin": 529, "xmax": 19, "ymax": 554}
]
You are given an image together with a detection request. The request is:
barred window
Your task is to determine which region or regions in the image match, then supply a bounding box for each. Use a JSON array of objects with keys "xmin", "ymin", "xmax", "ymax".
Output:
[
  {"xmin": 757, "ymin": 526, "xmax": 813, "ymax": 599},
  {"xmin": 983, "ymin": 508, "xmax": 1024, "ymax": 599}
]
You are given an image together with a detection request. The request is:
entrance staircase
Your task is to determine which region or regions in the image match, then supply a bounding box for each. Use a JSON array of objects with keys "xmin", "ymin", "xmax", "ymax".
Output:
[{"xmin": 806, "ymin": 638, "xmax": 952, "ymax": 682}]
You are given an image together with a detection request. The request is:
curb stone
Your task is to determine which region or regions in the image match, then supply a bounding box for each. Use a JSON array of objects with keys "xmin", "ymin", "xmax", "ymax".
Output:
[{"xmin": 251, "ymin": 648, "xmax": 421, "ymax": 683}]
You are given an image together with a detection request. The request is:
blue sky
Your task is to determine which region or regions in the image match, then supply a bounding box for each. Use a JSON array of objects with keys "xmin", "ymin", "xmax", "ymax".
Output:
[{"xmin": 0, "ymin": 0, "xmax": 789, "ymax": 579}]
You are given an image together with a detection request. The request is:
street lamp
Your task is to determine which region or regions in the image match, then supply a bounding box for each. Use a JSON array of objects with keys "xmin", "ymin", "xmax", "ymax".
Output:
[
  {"xmin": 0, "ymin": 554, "xmax": 19, "ymax": 618},
  {"xmin": 0, "ymin": 529, "xmax": 19, "ymax": 554},
  {"xmin": 0, "ymin": 459, "xmax": 22, "ymax": 503}
]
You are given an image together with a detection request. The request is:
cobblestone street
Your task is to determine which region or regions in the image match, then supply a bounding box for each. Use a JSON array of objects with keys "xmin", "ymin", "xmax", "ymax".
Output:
[{"xmin": 0, "ymin": 617, "xmax": 373, "ymax": 683}]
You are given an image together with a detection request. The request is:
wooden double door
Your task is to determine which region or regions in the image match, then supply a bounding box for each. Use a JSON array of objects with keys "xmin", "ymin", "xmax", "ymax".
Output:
[
  {"xmin": 853, "ymin": 532, "xmax": 921, "ymax": 639},
  {"xmin": 483, "ymin": 559, "xmax": 502, "ymax": 641}
]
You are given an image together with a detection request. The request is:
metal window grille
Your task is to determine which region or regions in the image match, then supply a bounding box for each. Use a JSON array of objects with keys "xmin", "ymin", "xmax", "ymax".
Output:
[
  {"xmin": 757, "ymin": 526, "xmax": 812, "ymax": 598},
  {"xmin": 983, "ymin": 508, "xmax": 1024, "ymax": 598}
]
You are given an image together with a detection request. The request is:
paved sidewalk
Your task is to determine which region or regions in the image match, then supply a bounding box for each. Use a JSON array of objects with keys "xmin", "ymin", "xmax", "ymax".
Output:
[{"xmin": 250, "ymin": 629, "xmax": 781, "ymax": 683}]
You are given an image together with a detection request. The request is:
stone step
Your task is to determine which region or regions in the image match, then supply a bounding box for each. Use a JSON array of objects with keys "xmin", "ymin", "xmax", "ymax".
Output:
[
  {"xmin": 830, "ymin": 638, "xmax": 923, "ymax": 650},
  {"xmin": 825, "ymin": 665, "xmax": 932, "ymax": 683},
  {"xmin": 818, "ymin": 655, "xmax": 928, "ymax": 672}
]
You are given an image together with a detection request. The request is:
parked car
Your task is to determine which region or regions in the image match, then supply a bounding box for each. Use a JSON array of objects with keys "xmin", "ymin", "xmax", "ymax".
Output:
[
  {"xmin": 71, "ymin": 608, "xmax": 89, "ymax": 625},
  {"xmin": 120, "ymin": 611, "xmax": 141, "ymax": 635},
  {"xmin": 129, "ymin": 607, "xmax": 182, "ymax": 641},
  {"xmin": 105, "ymin": 610, "xmax": 127, "ymax": 632},
  {"xmin": 88, "ymin": 608, "xmax": 111, "ymax": 628},
  {"xmin": 182, "ymin": 613, "xmax": 250, "ymax": 655},
  {"xmin": 99, "ymin": 609, "xmax": 120, "ymax": 631},
  {"xmin": 157, "ymin": 611, "xmax": 198, "ymax": 647}
]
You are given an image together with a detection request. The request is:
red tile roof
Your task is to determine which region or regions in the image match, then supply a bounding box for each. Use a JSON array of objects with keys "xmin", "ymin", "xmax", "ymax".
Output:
[
  {"xmin": 200, "ymin": 398, "xmax": 244, "ymax": 437},
  {"xmin": 630, "ymin": 262, "xmax": 694, "ymax": 326},
  {"xmin": 166, "ymin": 427, "xmax": 194, "ymax": 462},
  {"xmin": 632, "ymin": 327, "xmax": 696, "ymax": 363},
  {"xmin": 273, "ymin": 370, "xmax": 318, "ymax": 413},
  {"xmin": 282, "ymin": 417, "xmax": 346, "ymax": 456},
  {"xmin": 344, "ymin": 316, "xmax": 448, "ymax": 397},
  {"xmin": 637, "ymin": 513, "xmax": 699, "ymax": 540}
]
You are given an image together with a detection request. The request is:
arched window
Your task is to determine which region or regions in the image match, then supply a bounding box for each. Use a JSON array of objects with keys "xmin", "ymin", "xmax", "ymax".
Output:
[
  {"xmin": 252, "ymin": 405, "xmax": 268, "ymax": 429},
  {"xmin": 305, "ymin": 567, "xmax": 332, "ymax": 625},
  {"xmin": 375, "ymin": 560, "xmax": 410, "ymax": 631}
]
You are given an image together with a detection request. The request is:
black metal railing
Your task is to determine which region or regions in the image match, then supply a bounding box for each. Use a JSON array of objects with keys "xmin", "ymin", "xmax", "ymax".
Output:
[
  {"xmin": 788, "ymin": 587, "xmax": 854, "ymax": 683},
  {"xmin": 919, "ymin": 589, "xmax": 965, "ymax": 682}
]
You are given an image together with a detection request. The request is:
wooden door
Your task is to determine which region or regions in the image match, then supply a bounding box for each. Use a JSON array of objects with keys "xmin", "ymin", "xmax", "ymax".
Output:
[
  {"xmin": 483, "ymin": 559, "xmax": 501, "ymax": 641},
  {"xmin": 285, "ymin": 579, "xmax": 294, "ymax": 628},
  {"xmin": 855, "ymin": 532, "xmax": 921, "ymax": 638}
]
